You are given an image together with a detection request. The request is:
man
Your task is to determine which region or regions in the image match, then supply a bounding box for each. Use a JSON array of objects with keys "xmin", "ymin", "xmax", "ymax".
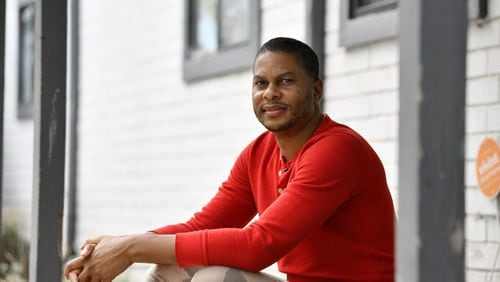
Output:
[{"xmin": 65, "ymin": 37, "xmax": 395, "ymax": 282}]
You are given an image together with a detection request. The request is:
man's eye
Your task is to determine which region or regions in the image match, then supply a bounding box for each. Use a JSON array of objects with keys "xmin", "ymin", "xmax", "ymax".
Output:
[
  {"xmin": 255, "ymin": 81, "xmax": 267, "ymax": 87},
  {"xmin": 280, "ymin": 79, "xmax": 293, "ymax": 84}
]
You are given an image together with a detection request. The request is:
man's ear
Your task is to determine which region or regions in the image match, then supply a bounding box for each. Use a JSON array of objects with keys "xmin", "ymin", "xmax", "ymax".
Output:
[{"xmin": 313, "ymin": 79, "xmax": 323, "ymax": 103}]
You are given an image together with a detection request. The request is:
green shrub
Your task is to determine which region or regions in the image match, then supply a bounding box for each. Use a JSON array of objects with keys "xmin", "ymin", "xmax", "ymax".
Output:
[{"xmin": 0, "ymin": 223, "xmax": 29, "ymax": 281}]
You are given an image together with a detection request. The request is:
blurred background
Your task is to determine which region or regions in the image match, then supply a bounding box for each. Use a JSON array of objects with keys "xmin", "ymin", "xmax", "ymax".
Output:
[{"xmin": 0, "ymin": 0, "xmax": 499, "ymax": 281}]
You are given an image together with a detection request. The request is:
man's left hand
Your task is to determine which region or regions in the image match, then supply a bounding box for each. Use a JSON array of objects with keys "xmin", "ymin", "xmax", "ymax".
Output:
[{"xmin": 70, "ymin": 235, "xmax": 133, "ymax": 282}]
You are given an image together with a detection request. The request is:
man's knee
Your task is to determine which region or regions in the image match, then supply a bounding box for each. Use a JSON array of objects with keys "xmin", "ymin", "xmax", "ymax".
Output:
[
  {"xmin": 145, "ymin": 264, "xmax": 282, "ymax": 282},
  {"xmin": 191, "ymin": 266, "xmax": 282, "ymax": 282},
  {"xmin": 191, "ymin": 266, "xmax": 237, "ymax": 282},
  {"xmin": 144, "ymin": 264, "xmax": 199, "ymax": 282}
]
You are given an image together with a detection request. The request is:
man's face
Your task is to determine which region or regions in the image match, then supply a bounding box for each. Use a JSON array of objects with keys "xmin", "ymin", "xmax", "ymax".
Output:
[{"xmin": 252, "ymin": 51, "xmax": 322, "ymax": 132}]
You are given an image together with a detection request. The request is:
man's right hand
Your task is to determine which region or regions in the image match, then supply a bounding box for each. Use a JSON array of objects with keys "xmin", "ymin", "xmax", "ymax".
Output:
[{"xmin": 64, "ymin": 243, "xmax": 96, "ymax": 281}]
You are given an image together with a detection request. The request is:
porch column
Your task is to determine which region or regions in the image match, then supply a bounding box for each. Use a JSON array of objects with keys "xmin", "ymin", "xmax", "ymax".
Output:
[
  {"xmin": 0, "ymin": 0, "xmax": 6, "ymax": 246},
  {"xmin": 398, "ymin": 0, "xmax": 467, "ymax": 281},
  {"xmin": 29, "ymin": 0, "xmax": 67, "ymax": 280}
]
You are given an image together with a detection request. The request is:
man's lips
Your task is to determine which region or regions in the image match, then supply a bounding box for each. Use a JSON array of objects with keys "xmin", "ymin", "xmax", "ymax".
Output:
[
  {"xmin": 261, "ymin": 104, "xmax": 288, "ymax": 117},
  {"xmin": 262, "ymin": 104, "xmax": 287, "ymax": 112}
]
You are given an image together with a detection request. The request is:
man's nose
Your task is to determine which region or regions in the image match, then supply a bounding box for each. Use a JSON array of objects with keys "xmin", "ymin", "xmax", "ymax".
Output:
[{"xmin": 263, "ymin": 84, "xmax": 281, "ymax": 100}]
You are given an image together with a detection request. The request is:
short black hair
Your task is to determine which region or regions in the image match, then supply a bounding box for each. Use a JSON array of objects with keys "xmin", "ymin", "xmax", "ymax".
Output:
[{"xmin": 255, "ymin": 37, "xmax": 320, "ymax": 80}]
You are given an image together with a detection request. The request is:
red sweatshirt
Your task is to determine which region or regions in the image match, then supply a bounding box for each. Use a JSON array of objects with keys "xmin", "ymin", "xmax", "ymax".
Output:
[{"xmin": 153, "ymin": 114, "xmax": 395, "ymax": 281}]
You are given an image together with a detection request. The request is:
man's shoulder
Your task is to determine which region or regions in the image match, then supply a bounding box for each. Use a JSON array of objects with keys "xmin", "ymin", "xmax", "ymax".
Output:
[
  {"xmin": 315, "ymin": 115, "xmax": 366, "ymax": 145},
  {"xmin": 304, "ymin": 115, "xmax": 378, "ymax": 163}
]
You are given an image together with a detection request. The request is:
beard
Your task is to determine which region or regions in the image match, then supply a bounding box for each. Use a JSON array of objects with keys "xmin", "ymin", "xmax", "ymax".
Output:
[{"xmin": 254, "ymin": 95, "xmax": 315, "ymax": 132}]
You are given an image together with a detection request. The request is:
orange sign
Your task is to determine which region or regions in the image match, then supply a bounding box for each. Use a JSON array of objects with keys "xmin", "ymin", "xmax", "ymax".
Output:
[{"xmin": 476, "ymin": 138, "xmax": 500, "ymax": 198}]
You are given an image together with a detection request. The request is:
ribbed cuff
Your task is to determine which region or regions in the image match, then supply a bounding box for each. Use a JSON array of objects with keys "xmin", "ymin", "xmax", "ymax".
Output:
[{"xmin": 175, "ymin": 230, "xmax": 209, "ymax": 267}]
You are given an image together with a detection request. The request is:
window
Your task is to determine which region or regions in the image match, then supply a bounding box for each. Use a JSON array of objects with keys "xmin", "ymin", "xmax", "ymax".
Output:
[
  {"xmin": 340, "ymin": 0, "xmax": 487, "ymax": 48},
  {"xmin": 339, "ymin": 0, "xmax": 398, "ymax": 47},
  {"xmin": 18, "ymin": 1, "xmax": 35, "ymax": 119},
  {"xmin": 184, "ymin": 0, "xmax": 260, "ymax": 82}
]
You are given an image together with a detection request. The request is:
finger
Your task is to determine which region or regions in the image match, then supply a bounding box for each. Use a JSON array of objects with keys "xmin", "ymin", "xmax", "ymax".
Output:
[
  {"xmin": 79, "ymin": 236, "xmax": 102, "ymax": 250},
  {"xmin": 64, "ymin": 256, "xmax": 85, "ymax": 278},
  {"xmin": 78, "ymin": 268, "xmax": 91, "ymax": 282},
  {"xmin": 85, "ymin": 236, "xmax": 103, "ymax": 246},
  {"xmin": 68, "ymin": 269, "xmax": 80, "ymax": 282},
  {"xmin": 79, "ymin": 240, "xmax": 91, "ymax": 250},
  {"xmin": 80, "ymin": 244, "xmax": 96, "ymax": 258}
]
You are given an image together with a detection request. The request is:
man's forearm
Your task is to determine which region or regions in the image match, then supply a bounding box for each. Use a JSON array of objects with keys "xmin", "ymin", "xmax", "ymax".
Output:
[{"xmin": 127, "ymin": 234, "xmax": 177, "ymax": 265}]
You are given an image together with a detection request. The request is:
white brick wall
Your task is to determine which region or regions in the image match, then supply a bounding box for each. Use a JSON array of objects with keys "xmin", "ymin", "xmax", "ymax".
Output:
[
  {"xmin": 78, "ymin": 0, "xmax": 260, "ymax": 236},
  {"xmin": 487, "ymin": 103, "xmax": 500, "ymax": 130},
  {"xmin": 488, "ymin": 47, "xmax": 500, "ymax": 74},
  {"xmin": 487, "ymin": 217, "xmax": 500, "ymax": 243},
  {"xmin": 468, "ymin": 20, "xmax": 500, "ymax": 50},
  {"xmin": 464, "ymin": 1, "xmax": 500, "ymax": 277},
  {"xmin": 466, "ymin": 215, "xmax": 487, "ymax": 242},
  {"xmin": 466, "ymin": 242, "xmax": 500, "ymax": 270},
  {"xmin": 261, "ymin": 0, "xmax": 306, "ymax": 42},
  {"xmin": 467, "ymin": 49, "xmax": 488, "ymax": 77},
  {"xmin": 467, "ymin": 76, "xmax": 499, "ymax": 105},
  {"xmin": 467, "ymin": 106, "xmax": 489, "ymax": 134}
]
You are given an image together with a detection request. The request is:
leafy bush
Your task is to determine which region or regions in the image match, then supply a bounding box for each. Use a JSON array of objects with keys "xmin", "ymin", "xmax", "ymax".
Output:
[{"xmin": 0, "ymin": 223, "xmax": 29, "ymax": 281}]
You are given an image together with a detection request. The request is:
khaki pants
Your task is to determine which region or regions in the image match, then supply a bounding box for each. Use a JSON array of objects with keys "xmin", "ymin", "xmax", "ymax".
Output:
[{"xmin": 144, "ymin": 264, "xmax": 285, "ymax": 282}]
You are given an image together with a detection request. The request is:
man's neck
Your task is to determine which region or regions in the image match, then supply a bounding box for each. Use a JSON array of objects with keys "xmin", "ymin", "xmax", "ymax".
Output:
[{"xmin": 273, "ymin": 113, "xmax": 323, "ymax": 162}]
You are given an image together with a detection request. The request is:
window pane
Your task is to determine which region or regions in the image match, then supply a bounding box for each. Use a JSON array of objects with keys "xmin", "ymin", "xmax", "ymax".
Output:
[
  {"xmin": 354, "ymin": 0, "xmax": 382, "ymax": 7},
  {"xmin": 350, "ymin": 0, "xmax": 398, "ymax": 18},
  {"xmin": 219, "ymin": 0, "xmax": 251, "ymax": 48},
  {"xmin": 19, "ymin": 3, "xmax": 35, "ymax": 109},
  {"xmin": 192, "ymin": 0, "xmax": 218, "ymax": 57}
]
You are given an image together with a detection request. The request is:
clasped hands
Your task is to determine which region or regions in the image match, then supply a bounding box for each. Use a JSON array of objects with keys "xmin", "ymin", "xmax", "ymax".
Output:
[{"xmin": 64, "ymin": 235, "xmax": 133, "ymax": 282}]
